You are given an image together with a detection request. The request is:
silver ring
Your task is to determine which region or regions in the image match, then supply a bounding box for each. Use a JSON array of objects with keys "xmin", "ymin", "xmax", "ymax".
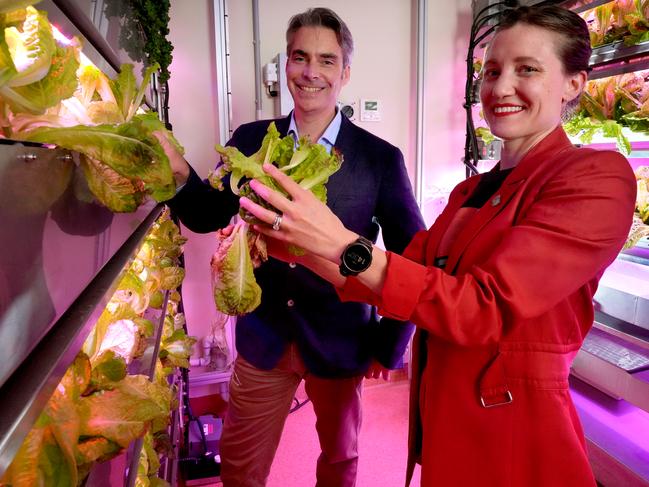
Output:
[{"xmin": 272, "ymin": 213, "xmax": 282, "ymax": 231}]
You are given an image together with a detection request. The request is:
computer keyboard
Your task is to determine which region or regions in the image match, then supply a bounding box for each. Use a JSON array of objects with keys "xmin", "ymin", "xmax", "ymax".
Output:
[{"xmin": 581, "ymin": 329, "xmax": 649, "ymax": 373}]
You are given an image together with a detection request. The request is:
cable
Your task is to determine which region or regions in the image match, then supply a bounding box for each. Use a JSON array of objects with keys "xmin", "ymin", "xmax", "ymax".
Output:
[
  {"xmin": 463, "ymin": 0, "xmax": 517, "ymax": 176},
  {"xmin": 289, "ymin": 397, "xmax": 311, "ymax": 414},
  {"xmin": 170, "ymin": 211, "xmax": 212, "ymax": 459}
]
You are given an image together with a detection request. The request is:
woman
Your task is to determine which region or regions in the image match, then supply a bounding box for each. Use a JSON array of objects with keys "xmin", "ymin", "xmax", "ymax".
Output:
[{"xmin": 240, "ymin": 5, "xmax": 637, "ymax": 486}]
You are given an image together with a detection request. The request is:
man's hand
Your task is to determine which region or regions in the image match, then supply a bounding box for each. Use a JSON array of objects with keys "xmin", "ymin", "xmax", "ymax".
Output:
[
  {"xmin": 153, "ymin": 130, "xmax": 191, "ymax": 186},
  {"xmin": 365, "ymin": 360, "xmax": 390, "ymax": 381}
]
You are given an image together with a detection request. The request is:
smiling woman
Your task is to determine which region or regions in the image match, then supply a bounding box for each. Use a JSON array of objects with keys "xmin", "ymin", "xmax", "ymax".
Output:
[
  {"xmin": 480, "ymin": 23, "xmax": 588, "ymax": 169},
  {"xmin": 239, "ymin": 4, "xmax": 638, "ymax": 486}
]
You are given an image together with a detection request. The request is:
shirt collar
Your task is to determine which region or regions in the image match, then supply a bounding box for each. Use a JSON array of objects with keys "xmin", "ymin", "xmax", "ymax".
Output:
[{"xmin": 288, "ymin": 109, "xmax": 342, "ymax": 151}]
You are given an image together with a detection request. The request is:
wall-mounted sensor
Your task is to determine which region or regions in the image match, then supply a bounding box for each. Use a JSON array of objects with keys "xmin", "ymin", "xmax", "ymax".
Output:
[
  {"xmin": 360, "ymin": 99, "xmax": 381, "ymax": 122},
  {"xmin": 338, "ymin": 100, "xmax": 357, "ymax": 121},
  {"xmin": 263, "ymin": 62, "xmax": 278, "ymax": 97}
]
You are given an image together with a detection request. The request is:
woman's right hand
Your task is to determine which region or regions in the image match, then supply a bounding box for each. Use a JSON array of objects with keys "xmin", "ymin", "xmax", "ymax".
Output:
[{"xmin": 239, "ymin": 163, "xmax": 358, "ymax": 265}]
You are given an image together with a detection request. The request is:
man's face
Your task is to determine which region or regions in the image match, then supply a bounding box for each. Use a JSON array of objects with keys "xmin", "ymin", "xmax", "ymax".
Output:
[{"xmin": 286, "ymin": 26, "xmax": 350, "ymax": 121}]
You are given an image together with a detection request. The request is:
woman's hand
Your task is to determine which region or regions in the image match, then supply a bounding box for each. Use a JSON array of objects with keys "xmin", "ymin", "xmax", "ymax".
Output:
[{"xmin": 239, "ymin": 163, "xmax": 358, "ymax": 264}]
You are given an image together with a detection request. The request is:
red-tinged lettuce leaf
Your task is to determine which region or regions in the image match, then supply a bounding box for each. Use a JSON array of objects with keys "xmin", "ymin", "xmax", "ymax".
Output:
[
  {"xmin": 1, "ymin": 424, "xmax": 77, "ymax": 487},
  {"xmin": 159, "ymin": 266, "xmax": 185, "ymax": 290},
  {"xmin": 62, "ymin": 352, "xmax": 92, "ymax": 400},
  {"xmin": 1, "ymin": 354, "xmax": 88, "ymax": 486},
  {"xmin": 43, "ymin": 391, "xmax": 80, "ymax": 486},
  {"xmin": 23, "ymin": 115, "xmax": 176, "ymax": 203},
  {"xmin": 80, "ymin": 154, "xmax": 145, "ymax": 212},
  {"xmin": 77, "ymin": 375, "xmax": 170, "ymax": 448},
  {"xmin": 76, "ymin": 437, "xmax": 121, "ymax": 468},
  {"xmin": 211, "ymin": 221, "xmax": 261, "ymax": 316},
  {"xmin": 8, "ymin": 35, "xmax": 80, "ymax": 115}
]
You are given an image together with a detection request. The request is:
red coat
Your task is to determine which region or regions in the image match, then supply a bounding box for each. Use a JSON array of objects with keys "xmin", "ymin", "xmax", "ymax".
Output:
[{"xmin": 338, "ymin": 127, "xmax": 636, "ymax": 486}]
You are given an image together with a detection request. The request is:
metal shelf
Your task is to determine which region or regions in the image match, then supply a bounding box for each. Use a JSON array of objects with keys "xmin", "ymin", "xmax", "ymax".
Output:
[
  {"xmin": 0, "ymin": 201, "xmax": 164, "ymax": 474},
  {"xmin": 561, "ymin": 0, "xmax": 614, "ymax": 14},
  {"xmin": 588, "ymin": 41, "xmax": 649, "ymax": 80}
]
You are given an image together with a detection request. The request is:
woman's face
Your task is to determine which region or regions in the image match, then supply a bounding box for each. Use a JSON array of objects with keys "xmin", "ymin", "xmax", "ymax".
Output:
[{"xmin": 480, "ymin": 23, "xmax": 584, "ymax": 153}]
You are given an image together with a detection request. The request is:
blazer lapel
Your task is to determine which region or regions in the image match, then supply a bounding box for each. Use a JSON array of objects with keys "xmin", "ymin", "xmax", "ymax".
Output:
[
  {"xmin": 327, "ymin": 116, "xmax": 359, "ymax": 207},
  {"xmin": 444, "ymin": 175, "xmax": 524, "ymax": 272},
  {"xmin": 275, "ymin": 114, "xmax": 292, "ymax": 137}
]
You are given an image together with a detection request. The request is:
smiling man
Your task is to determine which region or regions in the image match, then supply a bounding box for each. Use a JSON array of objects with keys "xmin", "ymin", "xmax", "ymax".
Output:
[{"xmin": 163, "ymin": 7, "xmax": 424, "ymax": 487}]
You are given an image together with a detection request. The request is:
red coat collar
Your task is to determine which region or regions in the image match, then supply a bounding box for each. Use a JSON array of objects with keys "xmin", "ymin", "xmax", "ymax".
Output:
[{"xmin": 427, "ymin": 126, "xmax": 574, "ymax": 271}]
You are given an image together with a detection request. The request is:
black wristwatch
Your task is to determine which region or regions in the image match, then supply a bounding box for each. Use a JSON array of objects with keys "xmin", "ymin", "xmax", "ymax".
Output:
[{"xmin": 339, "ymin": 236, "xmax": 373, "ymax": 276}]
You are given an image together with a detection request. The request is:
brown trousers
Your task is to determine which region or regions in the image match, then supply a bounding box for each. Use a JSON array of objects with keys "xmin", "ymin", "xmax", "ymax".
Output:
[{"xmin": 219, "ymin": 344, "xmax": 364, "ymax": 487}]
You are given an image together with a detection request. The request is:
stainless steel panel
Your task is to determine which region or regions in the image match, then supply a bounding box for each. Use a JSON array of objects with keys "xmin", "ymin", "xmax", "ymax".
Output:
[
  {"xmin": 571, "ymin": 348, "xmax": 649, "ymax": 412},
  {"xmin": 594, "ymin": 259, "xmax": 649, "ymax": 331},
  {"xmin": 0, "ymin": 143, "xmax": 156, "ymax": 388}
]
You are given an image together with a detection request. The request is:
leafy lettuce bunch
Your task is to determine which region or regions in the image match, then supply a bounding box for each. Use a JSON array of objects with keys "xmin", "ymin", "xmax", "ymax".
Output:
[
  {"xmin": 207, "ymin": 122, "xmax": 342, "ymax": 316},
  {"xmin": 210, "ymin": 221, "xmax": 263, "ymax": 316},
  {"xmin": 0, "ymin": 5, "xmax": 80, "ymax": 121},
  {"xmin": 208, "ymin": 121, "xmax": 342, "ymax": 220},
  {"xmin": 17, "ymin": 64, "xmax": 181, "ymax": 212}
]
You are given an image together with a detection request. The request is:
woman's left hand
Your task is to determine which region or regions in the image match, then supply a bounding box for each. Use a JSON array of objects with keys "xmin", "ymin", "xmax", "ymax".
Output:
[{"xmin": 239, "ymin": 163, "xmax": 357, "ymax": 264}]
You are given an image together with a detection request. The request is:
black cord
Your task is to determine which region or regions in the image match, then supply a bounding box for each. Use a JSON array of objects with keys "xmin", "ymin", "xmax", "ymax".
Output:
[
  {"xmin": 170, "ymin": 211, "xmax": 212, "ymax": 458},
  {"xmin": 289, "ymin": 397, "xmax": 311, "ymax": 414},
  {"xmin": 463, "ymin": 1, "xmax": 516, "ymax": 177}
]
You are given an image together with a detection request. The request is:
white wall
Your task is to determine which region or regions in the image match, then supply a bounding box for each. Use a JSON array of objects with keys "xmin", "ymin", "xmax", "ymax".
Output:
[
  {"xmin": 167, "ymin": 0, "xmax": 225, "ymax": 347},
  {"xmin": 167, "ymin": 0, "xmax": 473, "ymax": 344},
  {"xmin": 421, "ymin": 0, "xmax": 473, "ymax": 225}
]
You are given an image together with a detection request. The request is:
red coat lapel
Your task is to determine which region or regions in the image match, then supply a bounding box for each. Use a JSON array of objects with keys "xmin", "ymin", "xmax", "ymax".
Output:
[{"xmin": 443, "ymin": 126, "xmax": 575, "ymax": 273}]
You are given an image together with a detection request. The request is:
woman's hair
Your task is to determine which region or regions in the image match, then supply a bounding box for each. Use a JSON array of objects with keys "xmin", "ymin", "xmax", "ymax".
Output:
[
  {"xmin": 497, "ymin": 5, "xmax": 591, "ymax": 116},
  {"xmin": 286, "ymin": 8, "xmax": 354, "ymax": 68}
]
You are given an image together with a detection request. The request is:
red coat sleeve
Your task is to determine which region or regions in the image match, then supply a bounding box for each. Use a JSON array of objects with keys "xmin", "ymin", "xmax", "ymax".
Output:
[
  {"xmin": 336, "ymin": 229, "xmax": 429, "ymax": 307},
  {"xmin": 344, "ymin": 150, "xmax": 636, "ymax": 347}
]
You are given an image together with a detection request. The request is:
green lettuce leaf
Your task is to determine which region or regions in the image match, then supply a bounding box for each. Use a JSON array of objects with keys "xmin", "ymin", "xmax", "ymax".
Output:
[
  {"xmin": 22, "ymin": 113, "xmax": 176, "ymax": 205},
  {"xmin": 0, "ymin": 353, "xmax": 89, "ymax": 487},
  {"xmin": 0, "ymin": 7, "xmax": 80, "ymax": 116},
  {"xmin": 0, "ymin": 1, "xmax": 42, "ymax": 14},
  {"xmin": 77, "ymin": 375, "xmax": 169, "ymax": 448},
  {"xmin": 80, "ymin": 154, "xmax": 145, "ymax": 212}
]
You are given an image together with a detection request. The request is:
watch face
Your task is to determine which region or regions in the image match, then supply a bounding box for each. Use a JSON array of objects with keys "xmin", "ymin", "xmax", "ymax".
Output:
[{"xmin": 344, "ymin": 244, "xmax": 372, "ymax": 272}]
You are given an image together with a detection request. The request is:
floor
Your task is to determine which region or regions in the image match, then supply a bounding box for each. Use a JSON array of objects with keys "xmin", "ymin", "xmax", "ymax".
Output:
[{"xmin": 184, "ymin": 375, "xmax": 420, "ymax": 486}]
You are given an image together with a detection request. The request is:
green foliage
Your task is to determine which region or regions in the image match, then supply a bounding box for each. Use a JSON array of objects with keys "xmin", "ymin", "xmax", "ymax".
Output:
[
  {"xmin": 211, "ymin": 121, "xmax": 343, "ymax": 222},
  {"xmin": 22, "ymin": 112, "xmax": 177, "ymax": 210},
  {"xmin": 103, "ymin": 0, "xmax": 173, "ymax": 84},
  {"xmin": 0, "ymin": 6, "xmax": 79, "ymax": 115}
]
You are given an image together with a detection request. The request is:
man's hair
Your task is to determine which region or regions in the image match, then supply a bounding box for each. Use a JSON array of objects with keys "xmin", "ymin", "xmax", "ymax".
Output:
[{"xmin": 286, "ymin": 7, "xmax": 354, "ymax": 68}]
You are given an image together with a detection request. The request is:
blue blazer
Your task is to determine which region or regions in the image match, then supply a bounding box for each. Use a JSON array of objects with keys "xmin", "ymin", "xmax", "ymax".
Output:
[{"xmin": 168, "ymin": 114, "xmax": 425, "ymax": 377}]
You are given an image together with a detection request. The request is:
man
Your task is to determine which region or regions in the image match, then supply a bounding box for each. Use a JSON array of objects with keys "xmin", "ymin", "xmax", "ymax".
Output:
[{"xmin": 163, "ymin": 8, "xmax": 424, "ymax": 486}]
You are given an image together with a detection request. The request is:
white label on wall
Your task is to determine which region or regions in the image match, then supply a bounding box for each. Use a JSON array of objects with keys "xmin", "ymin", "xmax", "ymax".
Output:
[{"xmin": 360, "ymin": 99, "xmax": 381, "ymax": 122}]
